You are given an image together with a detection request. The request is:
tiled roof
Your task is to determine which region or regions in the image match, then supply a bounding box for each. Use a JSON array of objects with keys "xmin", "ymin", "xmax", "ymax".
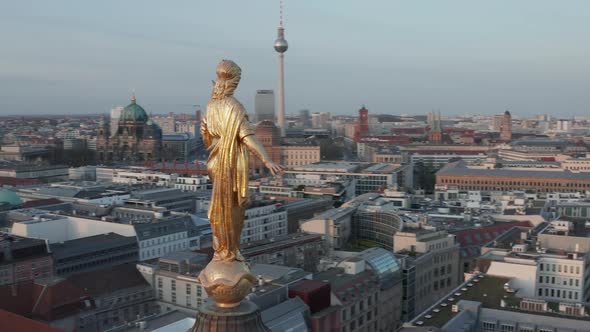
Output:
[
  {"xmin": 0, "ymin": 176, "xmax": 39, "ymax": 186},
  {"xmin": 0, "ymin": 281, "xmax": 35, "ymax": 317},
  {"xmin": 0, "ymin": 309, "xmax": 65, "ymax": 332},
  {"xmin": 21, "ymin": 198, "xmax": 63, "ymax": 208},
  {"xmin": 451, "ymin": 222, "xmax": 531, "ymax": 247},
  {"xmin": 32, "ymin": 278, "xmax": 86, "ymax": 321},
  {"xmin": 67, "ymin": 263, "xmax": 149, "ymax": 296}
]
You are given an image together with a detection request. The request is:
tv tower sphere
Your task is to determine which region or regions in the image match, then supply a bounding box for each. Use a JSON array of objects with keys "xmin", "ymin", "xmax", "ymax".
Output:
[{"xmin": 274, "ymin": 28, "xmax": 288, "ymax": 53}]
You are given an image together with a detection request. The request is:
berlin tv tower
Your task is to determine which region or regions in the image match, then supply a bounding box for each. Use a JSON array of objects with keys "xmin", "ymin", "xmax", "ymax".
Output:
[{"xmin": 274, "ymin": 0, "xmax": 288, "ymax": 137}]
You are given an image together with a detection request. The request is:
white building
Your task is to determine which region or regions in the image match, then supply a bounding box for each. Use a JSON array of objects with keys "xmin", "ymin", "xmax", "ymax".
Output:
[
  {"xmin": 11, "ymin": 212, "xmax": 136, "ymax": 243},
  {"xmin": 95, "ymin": 166, "xmax": 211, "ymax": 191},
  {"xmin": 242, "ymin": 202, "xmax": 288, "ymax": 244},
  {"xmin": 480, "ymin": 226, "xmax": 590, "ymax": 304},
  {"xmin": 556, "ymin": 119, "xmax": 572, "ymax": 132},
  {"xmin": 174, "ymin": 176, "xmax": 210, "ymax": 192},
  {"xmin": 112, "ymin": 168, "xmax": 177, "ymax": 187},
  {"xmin": 135, "ymin": 217, "xmax": 203, "ymax": 261},
  {"xmin": 10, "ymin": 210, "xmax": 207, "ymax": 262},
  {"xmin": 137, "ymin": 251, "xmax": 209, "ymax": 314}
]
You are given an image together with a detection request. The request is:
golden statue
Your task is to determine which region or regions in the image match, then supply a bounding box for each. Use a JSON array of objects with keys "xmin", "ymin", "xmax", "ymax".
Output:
[{"xmin": 199, "ymin": 60, "xmax": 283, "ymax": 308}]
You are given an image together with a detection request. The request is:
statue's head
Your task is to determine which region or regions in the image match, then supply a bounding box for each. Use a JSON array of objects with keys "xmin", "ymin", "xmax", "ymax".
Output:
[{"xmin": 211, "ymin": 60, "xmax": 242, "ymax": 99}]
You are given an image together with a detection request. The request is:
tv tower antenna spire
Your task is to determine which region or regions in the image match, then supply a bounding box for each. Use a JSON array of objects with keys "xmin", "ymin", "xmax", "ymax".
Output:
[
  {"xmin": 279, "ymin": 0, "xmax": 284, "ymax": 27},
  {"xmin": 274, "ymin": 0, "xmax": 288, "ymax": 137}
]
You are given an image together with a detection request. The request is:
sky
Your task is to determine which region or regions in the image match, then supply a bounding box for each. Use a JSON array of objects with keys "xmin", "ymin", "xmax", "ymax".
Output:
[{"xmin": 1, "ymin": 0, "xmax": 590, "ymax": 117}]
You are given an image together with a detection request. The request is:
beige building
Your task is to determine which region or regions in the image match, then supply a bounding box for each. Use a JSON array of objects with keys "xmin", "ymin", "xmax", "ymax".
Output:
[
  {"xmin": 281, "ymin": 144, "xmax": 321, "ymax": 168},
  {"xmin": 562, "ymin": 157, "xmax": 590, "ymax": 172},
  {"xmin": 395, "ymin": 228, "xmax": 462, "ymax": 320}
]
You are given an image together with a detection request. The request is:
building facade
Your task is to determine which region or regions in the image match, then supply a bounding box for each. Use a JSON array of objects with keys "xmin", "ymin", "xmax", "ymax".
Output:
[
  {"xmin": 437, "ymin": 160, "xmax": 590, "ymax": 194},
  {"xmin": 0, "ymin": 233, "xmax": 53, "ymax": 285},
  {"xmin": 281, "ymin": 144, "xmax": 321, "ymax": 168},
  {"xmin": 161, "ymin": 133, "xmax": 199, "ymax": 161},
  {"xmin": 255, "ymin": 90, "xmax": 275, "ymax": 123},
  {"xmin": 50, "ymin": 233, "xmax": 138, "ymax": 276},
  {"xmin": 395, "ymin": 229, "xmax": 462, "ymax": 320},
  {"xmin": 241, "ymin": 233, "xmax": 324, "ymax": 272},
  {"xmin": 242, "ymin": 202, "xmax": 288, "ymax": 244},
  {"xmin": 135, "ymin": 217, "xmax": 202, "ymax": 261},
  {"xmin": 249, "ymin": 120, "xmax": 282, "ymax": 176},
  {"xmin": 137, "ymin": 252, "xmax": 209, "ymax": 314}
]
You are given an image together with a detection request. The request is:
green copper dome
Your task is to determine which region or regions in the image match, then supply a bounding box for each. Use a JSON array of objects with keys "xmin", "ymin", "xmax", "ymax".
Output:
[
  {"xmin": 0, "ymin": 189, "xmax": 22, "ymax": 206},
  {"xmin": 120, "ymin": 96, "xmax": 149, "ymax": 122}
]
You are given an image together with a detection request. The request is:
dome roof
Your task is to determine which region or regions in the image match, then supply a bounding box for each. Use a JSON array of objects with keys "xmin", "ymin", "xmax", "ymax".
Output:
[
  {"xmin": 0, "ymin": 189, "xmax": 22, "ymax": 206},
  {"xmin": 120, "ymin": 96, "xmax": 149, "ymax": 122}
]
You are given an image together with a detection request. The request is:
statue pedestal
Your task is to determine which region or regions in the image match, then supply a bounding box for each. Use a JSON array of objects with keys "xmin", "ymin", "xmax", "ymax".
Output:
[{"xmin": 191, "ymin": 300, "xmax": 270, "ymax": 332}]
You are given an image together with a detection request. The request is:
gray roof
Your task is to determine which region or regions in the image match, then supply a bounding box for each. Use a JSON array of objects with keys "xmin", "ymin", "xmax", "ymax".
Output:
[
  {"xmin": 261, "ymin": 297, "xmax": 310, "ymax": 332},
  {"xmin": 131, "ymin": 188, "xmax": 193, "ymax": 200},
  {"xmin": 134, "ymin": 217, "xmax": 193, "ymax": 241},
  {"xmin": 438, "ymin": 160, "xmax": 590, "ymax": 180},
  {"xmin": 313, "ymin": 267, "xmax": 376, "ymax": 293},
  {"xmin": 511, "ymin": 139, "xmax": 568, "ymax": 147},
  {"xmin": 251, "ymin": 264, "xmax": 306, "ymax": 282},
  {"xmin": 158, "ymin": 251, "xmax": 208, "ymax": 265},
  {"xmin": 50, "ymin": 232, "xmax": 137, "ymax": 259},
  {"xmin": 241, "ymin": 233, "xmax": 322, "ymax": 257}
]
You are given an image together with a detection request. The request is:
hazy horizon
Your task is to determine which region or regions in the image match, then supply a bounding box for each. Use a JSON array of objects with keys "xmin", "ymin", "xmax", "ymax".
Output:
[{"xmin": 2, "ymin": 1, "xmax": 590, "ymax": 117}]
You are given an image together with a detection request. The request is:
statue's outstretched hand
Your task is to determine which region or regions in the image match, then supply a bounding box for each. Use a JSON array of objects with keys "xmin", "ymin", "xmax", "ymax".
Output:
[{"xmin": 265, "ymin": 161, "xmax": 284, "ymax": 176}]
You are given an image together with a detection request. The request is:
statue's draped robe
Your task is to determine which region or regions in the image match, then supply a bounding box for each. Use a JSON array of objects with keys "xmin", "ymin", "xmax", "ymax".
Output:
[{"xmin": 201, "ymin": 96, "xmax": 254, "ymax": 261}]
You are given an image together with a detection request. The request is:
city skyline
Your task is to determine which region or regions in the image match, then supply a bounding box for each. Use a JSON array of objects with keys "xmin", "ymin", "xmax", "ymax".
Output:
[{"xmin": 2, "ymin": 1, "xmax": 590, "ymax": 117}]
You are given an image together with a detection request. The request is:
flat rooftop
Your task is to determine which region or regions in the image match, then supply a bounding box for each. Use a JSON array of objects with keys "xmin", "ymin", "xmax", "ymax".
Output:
[
  {"xmin": 414, "ymin": 274, "xmax": 590, "ymax": 329},
  {"xmin": 438, "ymin": 160, "xmax": 590, "ymax": 180},
  {"xmin": 539, "ymin": 221, "xmax": 590, "ymax": 238},
  {"xmin": 50, "ymin": 232, "xmax": 136, "ymax": 257},
  {"xmin": 158, "ymin": 251, "xmax": 208, "ymax": 265},
  {"xmin": 313, "ymin": 267, "xmax": 375, "ymax": 292},
  {"xmin": 291, "ymin": 162, "xmax": 360, "ymax": 173},
  {"xmin": 241, "ymin": 233, "xmax": 323, "ymax": 257}
]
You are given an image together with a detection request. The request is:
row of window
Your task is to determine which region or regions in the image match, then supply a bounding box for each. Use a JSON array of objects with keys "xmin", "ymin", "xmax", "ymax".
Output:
[
  {"xmin": 141, "ymin": 242, "xmax": 188, "ymax": 259},
  {"xmin": 141, "ymin": 233, "xmax": 187, "ymax": 247},
  {"xmin": 157, "ymin": 278, "xmax": 203, "ymax": 295},
  {"xmin": 539, "ymin": 263, "xmax": 581, "ymax": 274},
  {"xmin": 342, "ymin": 292, "xmax": 379, "ymax": 321},
  {"xmin": 537, "ymin": 287, "xmax": 579, "ymax": 300},
  {"xmin": 538, "ymin": 275, "xmax": 580, "ymax": 287},
  {"xmin": 440, "ymin": 177, "xmax": 590, "ymax": 189}
]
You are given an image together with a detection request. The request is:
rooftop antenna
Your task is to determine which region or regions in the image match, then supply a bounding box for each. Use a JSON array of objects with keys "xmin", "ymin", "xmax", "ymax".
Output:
[{"xmin": 279, "ymin": 0, "xmax": 284, "ymax": 27}]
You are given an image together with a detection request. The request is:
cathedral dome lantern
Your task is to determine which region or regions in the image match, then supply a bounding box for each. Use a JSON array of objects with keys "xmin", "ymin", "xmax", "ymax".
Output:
[{"xmin": 120, "ymin": 95, "xmax": 149, "ymax": 123}]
